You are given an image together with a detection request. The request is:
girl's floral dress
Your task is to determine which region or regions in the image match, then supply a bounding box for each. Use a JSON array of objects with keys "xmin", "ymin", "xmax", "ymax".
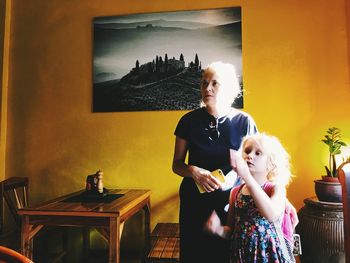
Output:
[{"xmin": 231, "ymin": 187, "xmax": 287, "ymax": 263}]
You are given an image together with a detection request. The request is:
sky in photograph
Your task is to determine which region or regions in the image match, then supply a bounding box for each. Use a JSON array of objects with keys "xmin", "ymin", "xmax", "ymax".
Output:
[
  {"xmin": 93, "ymin": 7, "xmax": 242, "ymax": 82},
  {"xmin": 95, "ymin": 7, "xmax": 241, "ymax": 28}
]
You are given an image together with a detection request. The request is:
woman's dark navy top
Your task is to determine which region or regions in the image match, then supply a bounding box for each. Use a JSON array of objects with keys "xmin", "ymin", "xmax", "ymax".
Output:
[{"xmin": 175, "ymin": 107, "xmax": 257, "ymax": 174}]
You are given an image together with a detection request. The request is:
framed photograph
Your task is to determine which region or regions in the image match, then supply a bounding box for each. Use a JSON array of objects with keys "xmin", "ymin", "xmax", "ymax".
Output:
[{"xmin": 93, "ymin": 7, "xmax": 243, "ymax": 112}]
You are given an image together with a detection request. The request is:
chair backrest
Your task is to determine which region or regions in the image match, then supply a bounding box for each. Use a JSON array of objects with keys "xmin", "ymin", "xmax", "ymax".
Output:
[
  {"xmin": 0, "ymin": 177, "xmax": 29, "ymax": 234},
  {"xmin": 0, "ymin": 245, "xmax": 33, "ymax": 263},
  {"xmin": 338, "ymin": 162, "xmax": 350, "ymax": 263}
]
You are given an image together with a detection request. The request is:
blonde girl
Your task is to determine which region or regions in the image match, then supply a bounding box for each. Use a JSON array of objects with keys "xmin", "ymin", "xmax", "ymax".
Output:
[{"xmin": 205, "ymin": 133, "xmax": 295, "ymax": 263}]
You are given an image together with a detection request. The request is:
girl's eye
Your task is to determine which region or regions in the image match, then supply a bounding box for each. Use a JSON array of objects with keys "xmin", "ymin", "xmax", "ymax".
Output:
[
  {"xmin": 255, "ymin": 151, "xmax": 262, "ymax": 156},
  {"xmin": 244, "ymin": 148, "xmax": 251, "ymax": 154}
]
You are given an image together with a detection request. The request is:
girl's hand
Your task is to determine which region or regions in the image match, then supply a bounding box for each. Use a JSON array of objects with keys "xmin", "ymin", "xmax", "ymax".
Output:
[
  {"xmin": 229, "ymin": 149, "xmax": 252, "ymax": 182},
  {"xmin": 204, "ymin": 210, "xmax": 223, "ymax": 235},
  {"xmin": 190, "ymin": 166, "xmax": 222, "ymax": 192}
]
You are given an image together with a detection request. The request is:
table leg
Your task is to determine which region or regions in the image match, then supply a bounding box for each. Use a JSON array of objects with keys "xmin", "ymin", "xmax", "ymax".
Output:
[
  {"xmin": 82, "ymin": 227, "xmax": 90, "ymax": 261},
  {"xmin": 143, "ymin": 198, "xmax": 151, "ymax": 261},
  {"xmin": 21, "ymin": 215, "xmax": 32, "ymax": 259},
  {"xmin": 109, "ymin": 217, "xmax": 120, "ymax": 263}
]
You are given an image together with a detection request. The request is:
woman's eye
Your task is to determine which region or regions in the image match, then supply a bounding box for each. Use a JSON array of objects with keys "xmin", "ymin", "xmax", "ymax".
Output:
[
  {"xmin": 212, "ymin": 81, "xmax": 219, "ymax": 86},
  {"xmin": 201, "ymin": 80, "xmax": 209, "ymax": 87}
]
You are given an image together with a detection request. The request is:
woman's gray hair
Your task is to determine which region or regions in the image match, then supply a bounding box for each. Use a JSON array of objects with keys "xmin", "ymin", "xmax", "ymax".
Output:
[{"xmin": 201, "ymin": 61, "xmax": 241, "ymax": 107}]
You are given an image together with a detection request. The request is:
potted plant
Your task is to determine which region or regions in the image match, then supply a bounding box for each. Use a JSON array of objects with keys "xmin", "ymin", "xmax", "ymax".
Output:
[
  {"xmin": 315, "ymin": 127, "xmax": 347, "ymax": 202},
  {"xmin": 322, "ymin": 127, "xmax": 347, "ymax": 180}
]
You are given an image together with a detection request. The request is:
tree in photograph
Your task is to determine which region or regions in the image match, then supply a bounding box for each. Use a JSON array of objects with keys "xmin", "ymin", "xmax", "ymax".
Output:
[
  {"xmin": 155, "ymin": 56, "xmax": 159, "ymax": 72},
  {"xmin": 194, "ymin": 53, "xmax": 199, "ymax": 68},
  {"xmin": 164, "ymin": 53, "xmax": 168, "ymax": 73},
  {"xmin": 147, "ymin": 62, "xmax": 153, "ymax": 74},
  {"xmin": 159, "ymin": 56, "xmax": 163, "ymax": 72},
  {"xmin": 135, "ymin": 60, "xmax": 140, "ymax": 74},
  {"xmin": 180, "ymin": 53, "xmax": 184, "ymax": 61}
]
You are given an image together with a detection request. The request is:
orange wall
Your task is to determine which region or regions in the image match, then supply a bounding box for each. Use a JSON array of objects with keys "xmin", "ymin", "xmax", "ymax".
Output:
[
  {"xmin": 347, "ymin": 0, "xmax": 350, "ymax": 80},
  {"xmin": 0, "ymin": 0, "xmax": 10, "ymax": 181},
  {"xmin": 4, "ymin": 0, "xmax": 350, "ymax": 229}
]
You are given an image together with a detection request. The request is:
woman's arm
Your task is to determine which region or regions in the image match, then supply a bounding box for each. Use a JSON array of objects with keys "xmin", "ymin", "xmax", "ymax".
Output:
[
  {"xmin": 172, "ymin": 136, "xmax": 222, "ymax": 192},
  {"xmin": 172, "ymin": 136, "xmax": 193, "ymax": 178}
]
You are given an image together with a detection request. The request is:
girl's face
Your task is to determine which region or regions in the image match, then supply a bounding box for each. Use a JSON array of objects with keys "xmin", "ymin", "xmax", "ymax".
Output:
[
  {"xmin": 242, "ymin": 139, "xmax": 270, "ymax": 177},
  {"xmin": 200, "ymin": 70, "xmax": 222, "ymax": 107}
]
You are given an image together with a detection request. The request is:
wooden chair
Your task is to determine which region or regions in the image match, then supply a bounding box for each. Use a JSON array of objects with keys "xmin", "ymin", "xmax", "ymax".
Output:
[
  {"xmin": 146, "ymin": 223, "xmax": 179, "ymax": 262},
  {"xmin": 338, "ymin": 162, "xmax": 350, "ymax": 263},
  {"xmin": 0, "ymin": 177, "xmax": 29, "ymax": 235},
  {"xmin": 0, "ymin": 177, "xmax": 68, "ymax": 262},
  {"xmin": 0, "ymin": 245, "xmax": 33, "ymax": 263}
]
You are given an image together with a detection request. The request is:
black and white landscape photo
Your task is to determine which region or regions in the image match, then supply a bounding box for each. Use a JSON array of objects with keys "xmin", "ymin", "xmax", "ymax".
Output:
[{"xmin": 93, "ymin": 7, "xmax": 243, "ymax": 112}]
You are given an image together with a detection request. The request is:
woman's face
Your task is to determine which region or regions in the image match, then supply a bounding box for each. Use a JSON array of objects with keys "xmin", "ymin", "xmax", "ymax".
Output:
[{"xmin": 200, "ymin": 70, "xmax": 222, "ymax": 107}]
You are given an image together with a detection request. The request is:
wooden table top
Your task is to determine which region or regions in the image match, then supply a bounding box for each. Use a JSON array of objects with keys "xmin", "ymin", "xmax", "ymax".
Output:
[{"xmin": 18, "ymin": 189, "xmax": 151, "ymax": 218}]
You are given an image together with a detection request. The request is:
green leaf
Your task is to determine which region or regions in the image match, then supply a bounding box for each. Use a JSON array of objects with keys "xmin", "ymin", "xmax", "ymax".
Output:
[
  {"xmin": 322, "ymin": 126, "xmax": 345, "ymax": 177},
  {"xmin": 334, "ymin": 150, "xmax": 341, "ymax": 155}
]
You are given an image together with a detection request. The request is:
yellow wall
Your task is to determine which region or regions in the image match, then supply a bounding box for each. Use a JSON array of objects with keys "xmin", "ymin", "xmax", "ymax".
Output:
[{"xmin": 3, "ymin": 0, "xmax": 350, "ymax": 231}]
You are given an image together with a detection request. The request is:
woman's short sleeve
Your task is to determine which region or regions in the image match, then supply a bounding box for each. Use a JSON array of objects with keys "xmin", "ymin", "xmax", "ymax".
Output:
[{"xmin": 174, "ymin": 113, "xmax": 191, "ymax": 140}]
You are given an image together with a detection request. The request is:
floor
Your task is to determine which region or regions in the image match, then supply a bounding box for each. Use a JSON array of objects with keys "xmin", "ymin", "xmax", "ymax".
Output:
[{"xmin": 86, "ymin": 249, "xmax": 142, "ymax": 263}]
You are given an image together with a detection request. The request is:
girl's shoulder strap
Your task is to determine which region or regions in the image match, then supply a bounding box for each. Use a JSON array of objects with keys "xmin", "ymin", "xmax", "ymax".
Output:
[
  {"xmin": 262, "ymin": 181, "xmax": 275, "ymax": 196},
  {"xmin": 229, "ymin": 183, "xmax": 245, "ymax": 203}
]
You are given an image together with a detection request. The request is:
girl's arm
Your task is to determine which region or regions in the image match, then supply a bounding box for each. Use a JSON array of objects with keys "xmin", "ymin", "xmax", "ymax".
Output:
[
  {"xmin": 247, "ymin": 180, "xmax": 286, "ymax": 222},
  {"xmin": 204, "ymin": 189, "xmax": 236, "ymax": 239},
  {"xmin": 172, "ymin": 136, "xmax": 222, "ymax": 192},
  {"xmin": 230, "ymin": 150, "xmax": 285, "ymax": 222},
  {"xmin": 204, "ymin": 210, "xmax": 233, "ymax": 239}
]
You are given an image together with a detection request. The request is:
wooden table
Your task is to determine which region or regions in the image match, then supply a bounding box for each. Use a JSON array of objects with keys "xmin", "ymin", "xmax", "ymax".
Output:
[{"xmin": 18, "ymin": 189, "xmax": 151, "ymax": 263}]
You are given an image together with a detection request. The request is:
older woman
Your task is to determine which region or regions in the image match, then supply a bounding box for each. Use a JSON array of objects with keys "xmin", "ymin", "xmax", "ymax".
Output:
[{"xmin": 172, "ymin": 61, "xmax": 257, "ymax": 263}]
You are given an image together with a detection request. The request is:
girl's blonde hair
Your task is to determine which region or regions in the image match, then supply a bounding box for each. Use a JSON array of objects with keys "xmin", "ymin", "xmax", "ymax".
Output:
[
  {"xmin": 200, "ymin": 61, "xmax": 241, "ymax": 107},
  {"xmin": 240, "ymin": 133, "xmax": 293, "ymax": 186}
]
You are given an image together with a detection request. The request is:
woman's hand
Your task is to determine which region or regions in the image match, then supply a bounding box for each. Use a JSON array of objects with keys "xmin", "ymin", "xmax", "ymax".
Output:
[{"xmin": 190, "ymin": 166, "xmax": 222, "ymax": 192}]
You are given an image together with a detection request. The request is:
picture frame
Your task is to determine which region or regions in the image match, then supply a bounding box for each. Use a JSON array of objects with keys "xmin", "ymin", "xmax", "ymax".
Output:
[{"xmin": 93, "ymin": 7, "xmax": 243, "ymax": 112}]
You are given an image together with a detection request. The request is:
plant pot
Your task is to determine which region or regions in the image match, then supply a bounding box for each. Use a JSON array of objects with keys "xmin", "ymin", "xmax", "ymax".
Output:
[
  {"xmin": 314, "ymin": 179, "xmax": 342, "ymax": 203},
  {"xmin": 321, "ymin": 176, "xmax": 340, "ymax": 182}
]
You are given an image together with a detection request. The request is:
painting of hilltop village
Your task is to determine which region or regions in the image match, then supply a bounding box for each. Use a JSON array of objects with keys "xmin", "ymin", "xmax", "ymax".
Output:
[{"xmin": 93, "ymin": 7, "xmax": 243, "ymax": 112}]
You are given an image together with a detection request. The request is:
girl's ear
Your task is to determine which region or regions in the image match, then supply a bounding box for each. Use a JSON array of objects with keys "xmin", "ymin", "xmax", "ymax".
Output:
[{"xmin": 266, "ymin": 158, "xmax": 276, "ymax": 172}]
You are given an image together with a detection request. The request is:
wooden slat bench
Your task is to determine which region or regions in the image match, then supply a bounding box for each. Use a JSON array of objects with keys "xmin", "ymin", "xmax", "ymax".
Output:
[{"xmin": 146, "ymin": 223, "xmax": 180, "ymax": 262}]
